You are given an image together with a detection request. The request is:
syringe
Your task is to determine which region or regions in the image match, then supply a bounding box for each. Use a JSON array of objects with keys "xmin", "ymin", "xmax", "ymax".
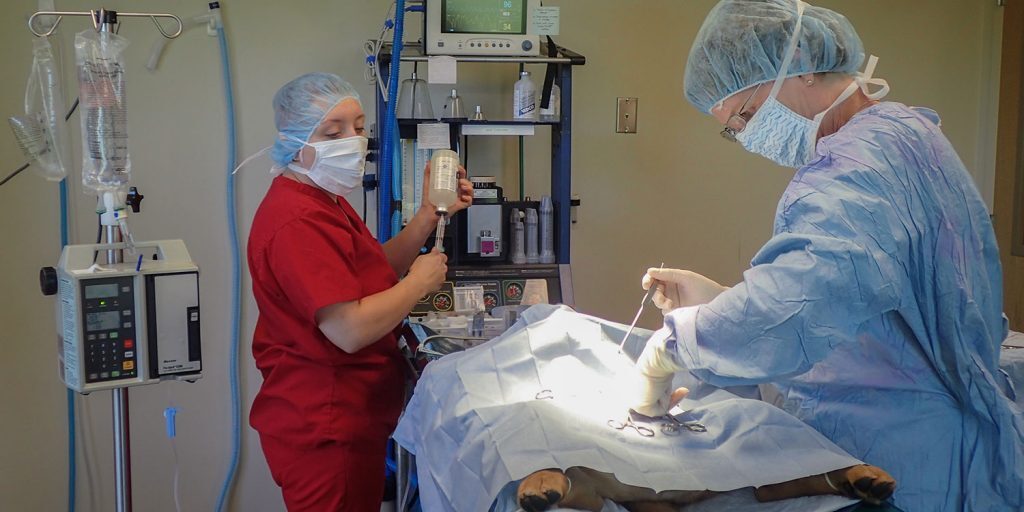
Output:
[{"xmin": 434, "ymin": 215, "xmax": 446, "ymax": 252}]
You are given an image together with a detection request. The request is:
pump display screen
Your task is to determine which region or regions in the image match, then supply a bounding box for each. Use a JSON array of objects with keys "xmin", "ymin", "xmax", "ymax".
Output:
[
  {"xmin": 86, "ymin": 311, "xmax": 121, "ymax": 332},
  {"xmin": 443, "ymin": 0, "xmax": 527, "ymax": 34},
  {"xmin": 85, "ymin": 283, "xmax": 120, "ymax": 299}
]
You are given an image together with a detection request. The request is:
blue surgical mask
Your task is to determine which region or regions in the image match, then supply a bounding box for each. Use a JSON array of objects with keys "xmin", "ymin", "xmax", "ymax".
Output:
[
  {"xmin": 734, "ymin": 2, "xmax": 889, "ymax": 168},
  {"xmin": 735, "ymin": 94, "xmax": 819, "ymax": 168}
]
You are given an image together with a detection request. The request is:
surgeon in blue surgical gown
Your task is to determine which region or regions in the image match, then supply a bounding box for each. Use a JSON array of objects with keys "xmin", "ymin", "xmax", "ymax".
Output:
[{"xmin": 632, "ymin": 1, "xmax": 1024, "ymax": 510}]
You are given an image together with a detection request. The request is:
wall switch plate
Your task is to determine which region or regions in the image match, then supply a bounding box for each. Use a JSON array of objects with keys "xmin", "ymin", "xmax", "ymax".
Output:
[{"xmin": 616, "ymin": 97, "xmax": 638, "ymax": 133}]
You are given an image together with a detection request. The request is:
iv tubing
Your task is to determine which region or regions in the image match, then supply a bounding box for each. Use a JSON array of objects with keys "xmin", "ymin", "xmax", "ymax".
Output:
[
  {"xmin": 213, "ymin": 5, "xmax": 242, "ymax": 511},
  {"xmin": 61, "ymin": 178, "xmax": 76, "ymax": 512}
]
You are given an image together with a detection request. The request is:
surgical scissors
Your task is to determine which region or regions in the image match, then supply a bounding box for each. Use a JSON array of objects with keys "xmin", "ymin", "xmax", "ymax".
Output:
[{"xmin": 607, "ymin": 413, "xmax": 656, "ymax": 438}]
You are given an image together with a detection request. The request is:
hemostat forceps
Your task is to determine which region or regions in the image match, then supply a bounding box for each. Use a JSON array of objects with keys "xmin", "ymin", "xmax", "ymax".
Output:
[
  {"xmin": 607, "ymin": 415, "xmax": 656, "ymax": 438},
  {"xmin": 658, "ymin": 414, "xmax": 708, "ymax": 435}
]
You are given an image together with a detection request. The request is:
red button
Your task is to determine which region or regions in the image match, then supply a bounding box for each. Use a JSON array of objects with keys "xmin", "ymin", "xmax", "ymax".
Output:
[{"xmin": 124, "ymin": 339, "xmax": 134, "ymax": 349}]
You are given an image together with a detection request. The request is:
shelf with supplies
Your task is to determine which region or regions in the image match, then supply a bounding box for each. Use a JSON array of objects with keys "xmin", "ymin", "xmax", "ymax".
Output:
[{"xmin": 373, "ymin": 40, "xmax": 585, "ymax": 316}]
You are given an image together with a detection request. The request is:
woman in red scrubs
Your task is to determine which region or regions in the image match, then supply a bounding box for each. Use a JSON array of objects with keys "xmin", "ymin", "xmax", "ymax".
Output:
[{"xmin": 246, "ymin": 72, "xmax": 473, "ymax": 510}]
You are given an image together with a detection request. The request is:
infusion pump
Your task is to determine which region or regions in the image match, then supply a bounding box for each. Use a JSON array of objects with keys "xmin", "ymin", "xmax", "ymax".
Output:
[{"xmin": 41, "ymin": 240, "xmax": 202, "ymax": 394}]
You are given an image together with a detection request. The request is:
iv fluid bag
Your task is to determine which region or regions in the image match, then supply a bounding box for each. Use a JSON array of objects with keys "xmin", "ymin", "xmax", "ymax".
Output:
[
  {"xmin": 11, "ymin": 36, "xmax": 69, "ymax": 181},
  {"xmin": 75, "ymin": 30, "xmax": 130, "ymax": 193}
]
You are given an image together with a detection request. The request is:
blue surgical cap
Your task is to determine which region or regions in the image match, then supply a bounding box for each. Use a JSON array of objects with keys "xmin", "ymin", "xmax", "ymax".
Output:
[
  {"xmin": 270, "ymin": 72, "xmax": 360, "ymax": 167},
  {"xmin": 683, "ymin": 0, "xmax": 865, "ymax": 114}
]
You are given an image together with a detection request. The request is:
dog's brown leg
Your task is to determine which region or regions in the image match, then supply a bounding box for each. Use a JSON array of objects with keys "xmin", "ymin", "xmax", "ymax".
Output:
[
  {"xmin": 754, "ymin": 464, "xmax": 896, "ymax": 505},
  {"xmin": 518, "ymin": 467, "xmax": 713, "ymax": 511},
  {"xmin": 566, "ymin": 468, "xmax": 714, "ymax": 508},
  {"xmin": 621, "ymin": 502, "xmax": 680, "ymax": 512}
]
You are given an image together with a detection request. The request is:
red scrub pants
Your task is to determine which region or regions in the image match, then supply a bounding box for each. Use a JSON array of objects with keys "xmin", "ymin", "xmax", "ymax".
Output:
[{"xmin": 260, "ymin": 433, "xmax": 389, "ymax": 511}]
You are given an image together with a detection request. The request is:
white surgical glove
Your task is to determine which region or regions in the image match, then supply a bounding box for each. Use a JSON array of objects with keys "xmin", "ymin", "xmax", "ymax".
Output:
[
  {"xmin": 631, "ymin": 335, "xmax": 687, "ymax": 417},
  {"xmin": 641, "ymin": 268, "xmax": 729, "ymax": 315}
]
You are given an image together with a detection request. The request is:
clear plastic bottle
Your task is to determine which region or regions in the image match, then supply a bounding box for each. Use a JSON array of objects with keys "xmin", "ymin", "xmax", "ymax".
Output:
[
  {"xmin": 443, "ymin": 89, "xmax": 465, "ymax": 119},
  {"xmin": 429, "ymin": 149, "xmax": 460, "ymax": 215},
  {"xmin": 539, "ymin": 196, "xmax": 555, "ymax": 264},
  {"xmin": 513, "ymin": 71, "xmax": 537, "ymax": 120},
  {"xmin": 539, "ymin": 82, "xmax": 560, "ymax": 119},
  {"xmin": 525, "ymin": 208, "xmax": 539, "ymax": 264}
]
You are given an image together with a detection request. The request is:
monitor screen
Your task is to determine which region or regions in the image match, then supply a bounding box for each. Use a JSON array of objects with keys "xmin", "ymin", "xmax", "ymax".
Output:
[{"xmin": 443, "ymin": 0, "xmax": 527, "ymax": 35}]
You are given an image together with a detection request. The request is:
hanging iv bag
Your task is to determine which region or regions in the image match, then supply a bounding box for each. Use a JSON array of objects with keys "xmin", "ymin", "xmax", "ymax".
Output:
[
  {"xmin": 8, "ymin": 36, "xmax": 69, "ymax": 181},
  {"xmin": 75, "ymin": 29, "xmax": 131, "ymax": 193}
]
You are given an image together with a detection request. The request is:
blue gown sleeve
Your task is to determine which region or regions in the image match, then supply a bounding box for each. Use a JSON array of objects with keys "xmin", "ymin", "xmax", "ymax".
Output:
[{"xmin": 664, "ymin": 186, "xmax": 905, "ymax": 387}]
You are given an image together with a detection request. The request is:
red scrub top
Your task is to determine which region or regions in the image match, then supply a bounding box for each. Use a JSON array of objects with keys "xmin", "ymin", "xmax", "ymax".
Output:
[{"xmin": 247, "ymin": 176, "xmax": 406, "ymax": 449}]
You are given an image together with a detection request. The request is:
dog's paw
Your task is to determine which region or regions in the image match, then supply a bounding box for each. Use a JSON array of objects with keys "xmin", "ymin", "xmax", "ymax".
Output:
[
  {"xmin": 838, "ymin": 465, "xmax": 896, "ymax": 505},
  {"xmin": 518, "ymin": 469, "xmax": 570, "ymax": 512}
]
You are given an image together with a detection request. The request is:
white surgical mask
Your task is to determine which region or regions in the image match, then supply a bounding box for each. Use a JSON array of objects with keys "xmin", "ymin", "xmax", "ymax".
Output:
[
  {"xmin": 735, "ymin": 2, "xmax": 889, "ymax": 168},
  {"xmin": 287, "ymin": 135, "xmax": 368, "ymax": 196}
]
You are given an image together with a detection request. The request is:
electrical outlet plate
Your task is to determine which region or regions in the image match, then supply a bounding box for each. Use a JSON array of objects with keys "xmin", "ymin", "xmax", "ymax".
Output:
[{"xmin": 616, "ymin": 97, "xmax": 638, "ymax": 133}]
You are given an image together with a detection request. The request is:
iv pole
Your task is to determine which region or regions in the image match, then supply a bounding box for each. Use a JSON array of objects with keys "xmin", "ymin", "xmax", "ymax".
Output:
[{"xmin": 27, "ymin": 9, "xmax": 183, "ymax": 512}]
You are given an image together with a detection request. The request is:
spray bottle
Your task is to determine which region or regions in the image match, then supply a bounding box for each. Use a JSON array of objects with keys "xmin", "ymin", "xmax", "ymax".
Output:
[
  {"xmin": 511, "ymin": 208, "xmax": 526, "ymax": 264},
  {"xmin": 539, "ymin": 196, "xmax": 554, "ymax": 264},
  {"xmin": 525, "ymin": 208, "xmax": 539, "ymax": 264}
]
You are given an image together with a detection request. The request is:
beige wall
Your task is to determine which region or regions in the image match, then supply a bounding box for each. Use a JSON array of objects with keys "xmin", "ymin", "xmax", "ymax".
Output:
[{"xmin": 0, "ymin": 1, "xmax": 1002, "ymax": 511}]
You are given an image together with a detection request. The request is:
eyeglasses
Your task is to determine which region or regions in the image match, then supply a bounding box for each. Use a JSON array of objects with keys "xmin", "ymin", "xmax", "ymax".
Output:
[{"xmin": 720, "ymin": 84, "xmax": 762, "ymax": 143}]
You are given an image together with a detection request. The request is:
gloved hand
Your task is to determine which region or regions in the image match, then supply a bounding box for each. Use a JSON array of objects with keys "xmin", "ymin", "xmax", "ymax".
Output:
[
  {"xmin": 631, "ymin": 336, "xmax": 688, "ymax": 417},
  {"xmin": 641, "ymin": 268, "xmax": 729, "ymax": 314}
]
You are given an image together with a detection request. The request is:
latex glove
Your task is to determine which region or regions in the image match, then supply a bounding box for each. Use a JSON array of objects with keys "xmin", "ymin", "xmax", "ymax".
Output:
[
  {"xmin": 631, "ymin": 336, "xmax": 688, "ymax": 417},
  {"xmin": 641, "ymin": 268, "xmax": 729, "ymax": 314}
]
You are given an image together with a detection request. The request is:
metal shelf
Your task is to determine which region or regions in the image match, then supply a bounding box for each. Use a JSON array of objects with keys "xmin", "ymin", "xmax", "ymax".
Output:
[{"xmin": 398, "ymin": 118, "xmax": 561, "ymax": 126}]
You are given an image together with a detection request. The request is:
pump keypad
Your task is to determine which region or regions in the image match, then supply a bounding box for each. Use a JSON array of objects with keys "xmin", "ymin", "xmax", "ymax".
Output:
[{"xmin": 81, "ymin": 277, "xmax": 138, "ymax": 383}]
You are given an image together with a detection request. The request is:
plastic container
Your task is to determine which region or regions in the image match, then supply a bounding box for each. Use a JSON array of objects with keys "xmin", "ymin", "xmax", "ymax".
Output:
[
  {"xmin": 429, "ymin": 149, "xmax": 460, "ymax": 215},
  {"xmin": 397, "ymin": 71, "xmax": 434, "ymax": 119},
  {"xmin": 513, "ymin": 71, "xmax": 537, "ymax": 120},
  {"xmin": 539, "ymin": 196, "xmax": 555, "ymax": 264},
  {"xmin": 525, "ymin": 208, "xmax": 539, "ymax": 264},
  {"xmin": 443, "ymin": 89, "xmax": 466, "ymax": 119},
  {"xmin": 539, "ymin": 82, "xmax": 560, "ymax": 119}
]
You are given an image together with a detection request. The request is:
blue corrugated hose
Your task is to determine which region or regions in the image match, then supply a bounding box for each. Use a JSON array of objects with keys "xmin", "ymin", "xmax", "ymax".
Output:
[{"xmin": 379, "ymin": 0, "xmax": 406, "ymax": 242}]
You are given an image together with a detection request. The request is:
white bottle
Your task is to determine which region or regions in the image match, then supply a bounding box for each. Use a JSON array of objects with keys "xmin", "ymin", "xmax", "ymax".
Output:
[
  {"xmin": 511, "ymin": 209, "xmax": 526, "ymax": 264},
  {"xmin": 428, "ymin": 149, "xmax": 460, "ymax": 215},
  {"xmin": 539, "ymin": 196, "xmax": 555, "ymax": 264},
  {"xmin": 539, "ymin": 83, "xmax": 560, "ymax": 119},
  {"xmin": 525, "ymin": 208, "xmax": 539, "ymax": 264},
  {"xmin": 513, "ymin": 71, "xmax": 537, "ymax": 120}
]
